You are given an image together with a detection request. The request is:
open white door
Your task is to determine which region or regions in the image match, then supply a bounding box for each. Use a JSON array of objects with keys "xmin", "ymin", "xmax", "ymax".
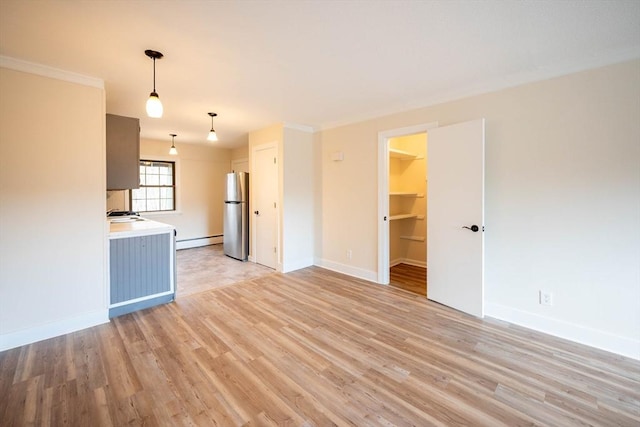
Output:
[{"xmin": 427, "ymin": 119, "xmax": 485, "ymax": 317}]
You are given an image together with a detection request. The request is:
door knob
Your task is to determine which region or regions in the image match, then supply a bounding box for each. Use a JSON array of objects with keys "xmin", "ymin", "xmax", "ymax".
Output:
[
  {"xmin": 254, "ymin": 210, "xmax": 259, "ymax": 215},
  {"xmin": 462, "ymin": 225, "xmax": 479, "ymax": 232}
]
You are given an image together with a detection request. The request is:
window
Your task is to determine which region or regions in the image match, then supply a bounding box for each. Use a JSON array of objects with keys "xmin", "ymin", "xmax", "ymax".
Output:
[{"xmin": 130, "ymin": 160, "xmax": 175, "ymax": 212}]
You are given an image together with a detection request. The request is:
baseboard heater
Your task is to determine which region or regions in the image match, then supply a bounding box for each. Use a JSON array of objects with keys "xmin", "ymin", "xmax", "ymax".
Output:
[
  {"xmin": 176, "ymin": 234, "xmax": 223, "ymax": 243},
  {"xmin": 176, "ymin": 234, "xmax": 223, "ymax": 250}
]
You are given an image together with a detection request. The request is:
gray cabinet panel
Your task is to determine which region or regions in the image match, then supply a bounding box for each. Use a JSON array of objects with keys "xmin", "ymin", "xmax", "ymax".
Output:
[
  {"xmin": 110, "ymin": 233, "xmax": 171, "ymax": 304},
  {"xmin": 106, "ymin": 113, "xmax": 140, "ymax": 190}
]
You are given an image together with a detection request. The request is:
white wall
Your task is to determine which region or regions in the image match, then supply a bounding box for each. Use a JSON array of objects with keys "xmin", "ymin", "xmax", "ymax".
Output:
[
  {"xmin": 282, "ymin": 127, "xmax": 315, "ymax": 272},
  {"xmin": 0, "ymin": 60, "xmax": 108, "ymax": 350},
  {"xmin": 316, "ymin": 60, "xmax": 640, "ymax": 359},
  {"xmin": 231, "ymin": 145, "xmax": 249, "ymax": 161},
  {"xmin": 248, "ymin": 123, "xmax": 315, "ymax": 272},
  {"xmin": 317, "ymin": 121, "xmax": 380, "ymax": 280},
  {"xmin": 138, "ymin": 138, "xmax": 231, "ymax": 249},
  {"xmin": 230, "ymin": 145, "xmax": 249, "ymax": 173}
]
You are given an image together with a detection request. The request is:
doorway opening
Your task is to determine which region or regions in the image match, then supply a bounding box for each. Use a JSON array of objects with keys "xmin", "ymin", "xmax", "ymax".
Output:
[
  {"xmin": 388, "ymin": 133, "xmax": 428, "ymax": 295},
  {"xmin": 377, "ymin": 122, "xmax": 437, "ymax": 290}
]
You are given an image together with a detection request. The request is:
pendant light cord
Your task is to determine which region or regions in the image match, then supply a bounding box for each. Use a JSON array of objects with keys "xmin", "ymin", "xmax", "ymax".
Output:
[{"xmin": 153, "ymin": 58, "xmax": 157, "ymax": 92}]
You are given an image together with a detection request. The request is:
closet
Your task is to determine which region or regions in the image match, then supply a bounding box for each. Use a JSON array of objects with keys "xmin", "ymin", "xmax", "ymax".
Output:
[{"xmin": 388, "ymin": 133, "xmax": 427, "ymax": 268}]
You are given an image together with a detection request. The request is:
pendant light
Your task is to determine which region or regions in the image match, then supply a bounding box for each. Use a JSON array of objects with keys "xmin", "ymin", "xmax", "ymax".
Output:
[
  {"xmin": 207, "ymin": 112, "xmax": 218, "ymax": 141},
  {"xmin": 145, "ymin": 50, "xmax": 164, "ymax": 118},
  {"xmin": 169, "ymin": 133, "xmax": 178, "ymax": 155}
]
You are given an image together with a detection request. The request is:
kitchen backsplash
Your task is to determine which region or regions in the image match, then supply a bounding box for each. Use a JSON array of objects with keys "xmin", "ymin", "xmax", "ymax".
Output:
[{"xmin": 107, "ymin": 190, "xmax": 130, "ymax": 213}]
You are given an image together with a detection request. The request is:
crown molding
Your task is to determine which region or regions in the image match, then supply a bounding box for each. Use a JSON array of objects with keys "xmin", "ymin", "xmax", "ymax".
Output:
[
  {"xmin": 283, "ymin": 122, "xmax": 316, "ymax": 133},
  {"xmin": 318, "ymin": 53, "xmax": 640, "ymax": 132},
  {"xmin": 0, "ymin": 55, "xmax": 104, "ymax": 89}
]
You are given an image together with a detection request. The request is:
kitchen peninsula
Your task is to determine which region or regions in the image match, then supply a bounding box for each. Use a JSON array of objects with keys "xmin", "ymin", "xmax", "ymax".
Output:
[{"xmin": 108, "ymin": 216, "xmax": 176, "ymax": 317}]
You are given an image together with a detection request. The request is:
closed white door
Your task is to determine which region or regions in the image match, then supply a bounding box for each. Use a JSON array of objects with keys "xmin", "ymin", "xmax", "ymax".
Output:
[
  {"xmin": 252, "ymin": 145, "xmax": 278, "ymax": 269},
  {"xmin": 427, "ymin": 119, "xmax": 485, "ymax": 317}
]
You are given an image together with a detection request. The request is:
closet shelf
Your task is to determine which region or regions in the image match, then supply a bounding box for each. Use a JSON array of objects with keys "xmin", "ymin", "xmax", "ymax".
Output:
[
  {"xmin": 400, "ymin": 235, "xmax": 425, "ymax": 242},
  {"xmin": 389, "ymin": 148, "xmax": 424, "ymax": 160},
  {"xmin": 389, "ymin": 214, "xmax": 425, "ymax": 221},
  {"xmin": 389, "ymin": 192, "xmax": 424, "ymax": 198}
]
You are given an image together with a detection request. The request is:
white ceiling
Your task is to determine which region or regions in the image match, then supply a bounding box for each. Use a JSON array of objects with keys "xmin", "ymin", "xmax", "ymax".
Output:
[{"xmin": 1, "ymin": 1, "xmax": 639, "ymax": 148}]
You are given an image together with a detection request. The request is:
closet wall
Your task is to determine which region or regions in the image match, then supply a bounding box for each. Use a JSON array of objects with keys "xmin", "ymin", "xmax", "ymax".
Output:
[{"xmin": 389, "ymin": 133, "xmax": 427, "ymax": 267}]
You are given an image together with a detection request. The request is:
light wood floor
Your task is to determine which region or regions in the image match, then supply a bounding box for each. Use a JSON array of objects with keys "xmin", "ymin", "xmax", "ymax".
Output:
[
  {"xmin": 1, "ymin": 267, "xmax": 639, "ymax": 426},
  {"xmin": 176, "ymin": 244, "xmax": 275, "ymax": 296},
  {"xmin": 390, "ymin": 263, "xmax": 427, "ymax": 295}
]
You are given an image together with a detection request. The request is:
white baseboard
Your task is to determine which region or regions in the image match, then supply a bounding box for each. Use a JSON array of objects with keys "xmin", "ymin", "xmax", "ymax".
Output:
[
  {"xmin": 391, "ymin": 258, "xmax": 426, "ymax": 268},
  {"xmin": 0, "ymin": 310, "xmax": 110, "ymax": 352},
  {"xmin": 314, "ymin": 258, "xmax": 378, "ymax": 282},
  {"xmin": 390, "ymin": 258, "xmax": 403, "ymax": 267},
  {"xmin": 485, "ymin": 302, "xmax": 640, "ymax": 361},
  {"xmin": 282, "ymin": 257, "xmax": 314, "ymax": 273},
  {"xmin": 176, "ymin": 236, "xmax": 223, "ymax": 250}
]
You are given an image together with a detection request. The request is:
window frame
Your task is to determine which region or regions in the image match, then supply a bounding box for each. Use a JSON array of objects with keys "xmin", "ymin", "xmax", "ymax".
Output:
[{"xmin": 130, "ymin": 159, "xmax": 177, "ymax": 213}]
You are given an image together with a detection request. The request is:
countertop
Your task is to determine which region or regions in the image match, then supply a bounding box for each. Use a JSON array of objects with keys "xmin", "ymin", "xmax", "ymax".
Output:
[{"xmin": 108, "ymin": 216, "xmax": 174, "ymax": 238}]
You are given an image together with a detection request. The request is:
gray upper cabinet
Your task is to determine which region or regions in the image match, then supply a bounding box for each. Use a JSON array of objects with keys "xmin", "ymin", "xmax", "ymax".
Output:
[{"xmin": 106, "ymin": 114, "xmax": 140, "ymax": 190}]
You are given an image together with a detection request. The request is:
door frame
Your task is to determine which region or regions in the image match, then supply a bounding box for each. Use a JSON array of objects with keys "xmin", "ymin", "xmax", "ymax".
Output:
[{"xmin": 377, "ymin": 122, "xmax": 438, "ymax": 284}]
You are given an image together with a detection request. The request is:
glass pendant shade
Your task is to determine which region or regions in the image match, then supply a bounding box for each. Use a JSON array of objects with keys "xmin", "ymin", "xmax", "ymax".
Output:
[
  {"xmin": 207, "ymin": 112, "xmax": 218, "ymax": 141},
  {"xmin": 169, "ymin": 133, "xmax": 177, "ymax": 155},
  {"xmin": 144, "ymin": 50, "xmax": 164, "ymax": 118},
  {"xmin": 146, "ymin": 92, "xmax": 163, "ymax": 118}
]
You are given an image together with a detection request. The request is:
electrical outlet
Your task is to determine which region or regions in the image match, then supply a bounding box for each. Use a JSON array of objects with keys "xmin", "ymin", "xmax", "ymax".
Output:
[
  {"xmin": 346, "ymin": 249, "xmax": 352, "ymax": 260},
  {"xmin": 539, "ymin": 290, "xmax": 553, "ymax": 306}
]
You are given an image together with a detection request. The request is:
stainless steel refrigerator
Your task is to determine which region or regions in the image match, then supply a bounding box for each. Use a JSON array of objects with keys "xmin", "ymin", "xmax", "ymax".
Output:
[{"xmin": 223, "ymin": 172, "xmax": 249, "ymax": 260}]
